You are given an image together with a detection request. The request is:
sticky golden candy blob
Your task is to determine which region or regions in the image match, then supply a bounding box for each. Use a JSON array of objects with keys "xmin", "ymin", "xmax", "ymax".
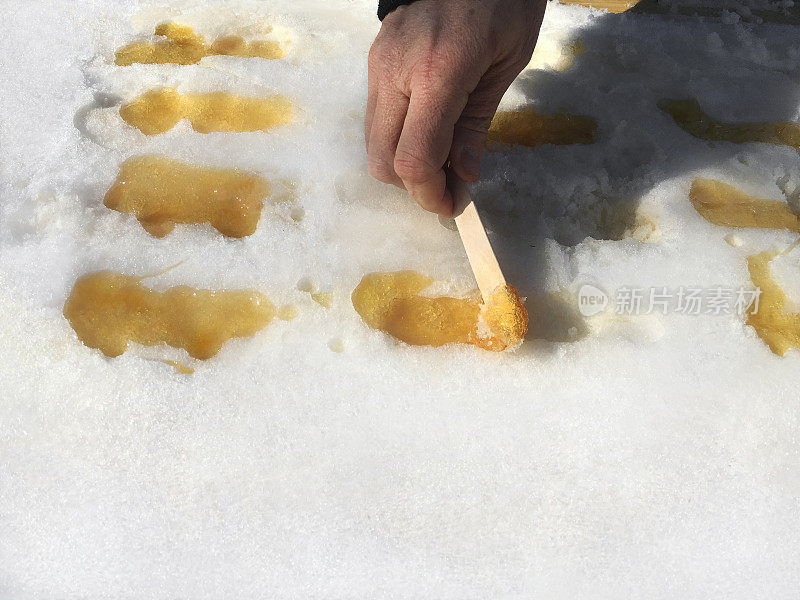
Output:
[
  {"xmin": 352, "ymin": 271, "xmax": 478, "ymax": 347},
  {"xmin": 352, "ymin": 272, "xmax": 528, "ymax": 351},
  {"xmin": 311, "ymin": 292, "xmax": 332, "ymax": 308},
  {"xmin": 483, "ymin": 284, "xmax": 529, "ymax": 350},
  {"xmin": 487, "ymin": 108, "xmax": 598, "ymax": 148},
  {"xmin": 161, "ymin": 359, "xmax": 195, "ymax": 374},
  {"xmin": 115, "ymin": 23, "xmax": 207, "ymax": 65},
  {"xmin": 209, "ymin": 36, "xmax": 285, "ymax": 59},
  {"xmin": 64, "ymin": 271, "xmax": 275, "ymax": 360},
  {"xmin": 120, "ymin": 88, "xmax": 184, "ymax": 135},
  {"xmin": 689, "ymin": 178, "xmax": 800, "ymax": 232},
  {"xmin": 383, "ymin": 294, "xmax": 481, "ymax": 347},
  {"xmin": 154, "ymin": 22, "xmax": 199, "ymax": 44},
  {"xmin": 114, "ymin": 22, "xmax": 286, "ymax": 66},
  {"xmin": 119, "ymin": 88, "xmax": 293, "ymax": 135},
  {"xmin": 746, "ymin": 252, "xmax": 800, "ymax": 356},
  {"xmin": 352, "ymin": 272, "xmax": 429, "ymax": 328},
  {"xmin": 659, "ymin": 99, "xmax": 800, "ymax": 152},
  {"xmin": 278, "ymin": 305, "xmax": 299, "ymax": 321},
  {"xmin": 104, "ymin": 155, "xmax": 269, "ymax": 238}
]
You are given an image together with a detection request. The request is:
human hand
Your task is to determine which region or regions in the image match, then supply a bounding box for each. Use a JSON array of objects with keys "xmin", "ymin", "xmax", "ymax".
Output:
[{"xmin": 366, "ymin": 0, "xmax": 546, "ymax": 215}]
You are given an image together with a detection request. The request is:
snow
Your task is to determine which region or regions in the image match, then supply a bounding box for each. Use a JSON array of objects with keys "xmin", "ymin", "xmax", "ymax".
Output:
[{"xmin": 1, "ymin": 0, "xmax": 799, "ymax": 597}]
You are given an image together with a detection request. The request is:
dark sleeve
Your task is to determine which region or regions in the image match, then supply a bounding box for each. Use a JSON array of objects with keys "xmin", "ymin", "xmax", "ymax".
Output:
[{"xmin": 378, "ymin": 0, "xmax": 418, "ymax": 20}]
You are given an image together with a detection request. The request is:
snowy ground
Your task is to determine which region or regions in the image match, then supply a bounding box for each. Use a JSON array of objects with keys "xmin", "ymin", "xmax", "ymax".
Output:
[{"xmin": 1, "ymin": 0, "xmax": 799, "ymax": 597}]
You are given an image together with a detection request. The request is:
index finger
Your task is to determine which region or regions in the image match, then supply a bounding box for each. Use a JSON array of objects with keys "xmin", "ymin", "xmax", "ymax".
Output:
[{"xmin": 393, "ymin": 83, "xmax": 469, "ymax": 216}]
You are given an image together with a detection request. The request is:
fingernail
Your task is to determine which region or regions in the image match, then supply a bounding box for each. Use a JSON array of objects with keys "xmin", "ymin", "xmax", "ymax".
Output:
[{"xmin": 461, "ymin": 146, "xmax": 481, "ymax": 179}]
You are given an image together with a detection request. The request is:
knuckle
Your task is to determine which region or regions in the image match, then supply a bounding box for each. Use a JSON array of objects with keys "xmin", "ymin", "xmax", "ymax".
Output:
[
  {"xmin": 394, "ymin": 150, "xmax": 437, "ymax": 183},
  {"xmin": 411, "ymin": 41, "xmax": 479, "ymax": 91},
  {"xmin": 413, "ymin": 51, "xmax": 455, "ymax": 89},
  {"xmin": 369, "ymin": 38, "xmax": 403, "ymax": 75}
]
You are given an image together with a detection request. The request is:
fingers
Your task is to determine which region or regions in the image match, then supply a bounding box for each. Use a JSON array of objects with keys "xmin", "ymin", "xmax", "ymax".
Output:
[
  {"xmin": 364, "ymin": 0, "xmax": 546, "ymax": 217},
  {"xmin": 392, "ymin": 85, "xmax": 469, "ymax": 216},
  {"xmin": 449, "ymin": 120, "xmax": 488, "ymax": 183},
  {"xmin": 365, "ymin": 67, "xmax": 377, "ymax": 149},
  {"xmin": 365, "ymin": 39, "xmax": 381, "ymax": 149},
  {"xmin": 449, "ymin": 68, "xmax": 520, "ymax": 183},
  {"xmin": 367, "ymin": 87, "xmax": 409, "ymax": 188}
]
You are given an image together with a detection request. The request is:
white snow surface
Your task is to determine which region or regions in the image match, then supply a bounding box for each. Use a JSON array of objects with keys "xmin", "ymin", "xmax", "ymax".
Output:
[{"xmin": 1, "ymin": 0, "xmax": 799, "ymax": 597}]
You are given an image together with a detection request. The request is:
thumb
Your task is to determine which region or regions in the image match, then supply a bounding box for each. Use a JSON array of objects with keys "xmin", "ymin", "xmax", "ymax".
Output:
[
  {"xmin": 450, "ymin": 119, "xmax": 489, "ymax": 183},
  {"xmin": 449, "ymin": 70, "xmax": 519, "ymax": 182}
]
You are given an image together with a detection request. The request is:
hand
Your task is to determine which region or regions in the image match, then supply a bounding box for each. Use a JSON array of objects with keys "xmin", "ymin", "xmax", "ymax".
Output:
[{"xmin": 366, "ymin": 0, "xmax": 546, "ymax": 215}]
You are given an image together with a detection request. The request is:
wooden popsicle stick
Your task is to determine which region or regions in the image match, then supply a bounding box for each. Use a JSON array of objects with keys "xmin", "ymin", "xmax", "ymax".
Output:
[
  {"xmin": 558, "ymin": 0, "xmax": 642, "ymax": 13},
  {"xmin": 447, "ymin": 168, "xmax": 506, "ymax": 303}
]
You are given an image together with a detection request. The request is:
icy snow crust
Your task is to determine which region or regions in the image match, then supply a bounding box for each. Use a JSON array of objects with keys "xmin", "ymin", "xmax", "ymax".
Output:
[{"xmin": 1, "ymin": 0, "xmax": 799, "ymax": 597}]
